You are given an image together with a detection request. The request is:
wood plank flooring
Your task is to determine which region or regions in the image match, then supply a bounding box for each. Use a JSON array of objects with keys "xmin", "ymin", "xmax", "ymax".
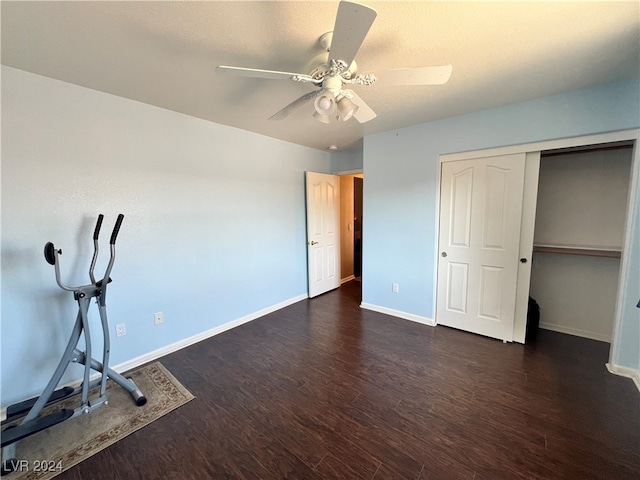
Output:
[{"xmin": 58, "ymin": 281, "xmax": 639, "ymax": 479}]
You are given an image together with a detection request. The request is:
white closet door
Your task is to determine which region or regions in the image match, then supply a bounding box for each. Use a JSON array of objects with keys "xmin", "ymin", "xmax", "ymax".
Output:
[{"xmin": 436, "ymin": 154, "xmax": 526, "ymax": 341}]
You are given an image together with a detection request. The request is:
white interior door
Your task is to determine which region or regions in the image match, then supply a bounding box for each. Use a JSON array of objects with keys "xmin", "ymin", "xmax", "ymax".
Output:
[
  {"xmin": 436, "ymin": 153, "xmax": 526, "ymax": 341},
  {"xmin": 306, "ymin": 172, "xmax": 340, "ymax": 298}
]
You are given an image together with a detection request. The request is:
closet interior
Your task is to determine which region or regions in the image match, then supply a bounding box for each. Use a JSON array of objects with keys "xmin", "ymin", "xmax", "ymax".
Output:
[{"xmin": 529, "ymin": 141, "xmax": 634, "ymax": 343}]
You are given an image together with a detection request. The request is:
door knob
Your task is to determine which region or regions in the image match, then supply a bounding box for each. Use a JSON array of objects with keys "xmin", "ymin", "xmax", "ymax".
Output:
[
  {"xmin": 520, "ymin": 258, "xmax": 528, "ymax": 263},
  {"xmin": 441, "ymin": 252, "xmax": 447, "ymax": 257},
  {"xmin": 309, "ymin": 241, "xmax": 319, "ymax": 245}
]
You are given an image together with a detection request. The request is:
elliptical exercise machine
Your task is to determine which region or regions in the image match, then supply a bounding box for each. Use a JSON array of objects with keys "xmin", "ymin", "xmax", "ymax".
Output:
[{"xmin": 1, "ymin": 214, "xmax": 146, "ymax": 475}]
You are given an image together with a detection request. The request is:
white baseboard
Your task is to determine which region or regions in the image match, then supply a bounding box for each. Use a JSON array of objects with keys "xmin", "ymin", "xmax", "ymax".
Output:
[
  {"xmin": 360, "ymin": 302, "xmax": 435, "ymax": 326},
  {"xmin": 606, "ymin": 363, "xmax": 640, "ymax": 392},
  {"xmin": 340, "ymin": 275, "xmax": 356, "ymax": 285},
  {"xmin": 111, "ymin": 293, "xmax": 308, "ymax": 373},
  {"xmin": 1, "ymin": 293, "xmax": 308, "ymax": 420},
  {"xmin": 540, "ymin": 322, "xmax": 611, "ymax": 343}
]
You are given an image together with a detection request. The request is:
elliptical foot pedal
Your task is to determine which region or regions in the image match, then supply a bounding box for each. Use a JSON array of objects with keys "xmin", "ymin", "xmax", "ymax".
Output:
[
  {"xmin": 1, "ymin": 409, "xmax": 73, "ymax": 448},
  {"xmin": 4, "ymin": 386, "xmax": 75, "ymax": 423}
]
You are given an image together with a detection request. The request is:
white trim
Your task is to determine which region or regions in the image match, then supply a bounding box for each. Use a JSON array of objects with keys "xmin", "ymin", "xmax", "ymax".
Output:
[
  {"xmin": 439, "ymin": 130, "xmax": 638, "ymax": 163},
  {"xmin": 610, "ymin": 140, "xmax": 640, "ymax": 366},
  {"xmin": 1, "ymin": 293, "xmax": 308, "ymax": 420},
  {"xmin": 340, "ymin": 275, "xmax": 356, "ymax": 284},
  {"xmin": 606, "ymin": 363, "xmax": 640, "ymax": 393},
  {"xmin": 513, "ymin": 151, "xmax": 541, "ymax": 344},
  {"xmin": 113, "ymin": 293, "xmax": 308, "ymax": 373},
  {"xmin": 539, "ymin": 323, "xmax": 611, "ymax": 343},
  {"xmin": 360, "ymin": 302, "xmax": 435, "ymax": 326},
  {"xmin": 433, "ymin": 158, "xmax": 443, "ymax": 335}
]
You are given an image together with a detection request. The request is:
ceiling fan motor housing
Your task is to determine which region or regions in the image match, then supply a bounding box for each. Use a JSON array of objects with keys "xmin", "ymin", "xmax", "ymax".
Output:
[
  {"xmin": 308, "ymin": 32, "xmax": 358, "ymax": 81},
  {"xmin": 322, "ymin": 75, "xmax": 344, "ymax": 96}
]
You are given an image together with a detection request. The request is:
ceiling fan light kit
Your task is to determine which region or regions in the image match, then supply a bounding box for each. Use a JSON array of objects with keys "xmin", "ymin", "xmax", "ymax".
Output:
[
  {"xmin": 337, "ymin": 96, "xmax": 358, "ymax": 121},
  {"xmin": 216, "ymin": 1, "xmax": 452, "ymax": 125},
  {"xmin": 314, "ymin": 91, "xmax": 337, "ymax": 116},
  {"xmin": 313, "ymin": 111, "xmax": 332, "ymax": 124}
]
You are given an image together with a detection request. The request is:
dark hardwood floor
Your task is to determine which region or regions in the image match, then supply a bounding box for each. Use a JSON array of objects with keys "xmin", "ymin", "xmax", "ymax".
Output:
[{"xmin": 59, "ymin": 281, "xmax": 639, "ymax": 479}]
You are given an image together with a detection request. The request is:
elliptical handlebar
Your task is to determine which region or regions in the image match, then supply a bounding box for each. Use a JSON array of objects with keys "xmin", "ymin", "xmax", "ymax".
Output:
[
  {"xmin": 44, "ymin": 214, "xmax": 125, "ymax": 291},
  {"xmin": 93, "ymin": 214, "xmax": 104, "ymax": 240},
  {"xmin": 110, "ymin": 214, "xmax": 124, "ymax": 245},
  {"xmin": 102, "ymin": 214, "xmax": 124, "ymax": 286},
  {"xmin": 89, "ymin": 214, "xmax": 104, "ymax": 284}
]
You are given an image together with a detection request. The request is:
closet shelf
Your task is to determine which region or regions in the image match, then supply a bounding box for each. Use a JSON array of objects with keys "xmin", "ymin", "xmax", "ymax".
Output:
[{"xmin": 532, "ymin": 244, "xmax": 622, "ymax": 258}]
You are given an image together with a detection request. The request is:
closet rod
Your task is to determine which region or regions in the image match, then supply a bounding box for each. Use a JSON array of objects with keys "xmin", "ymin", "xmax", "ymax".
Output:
[{"xmin": 532, "ymin": 245, "xmax": 621, "ymax": 258}]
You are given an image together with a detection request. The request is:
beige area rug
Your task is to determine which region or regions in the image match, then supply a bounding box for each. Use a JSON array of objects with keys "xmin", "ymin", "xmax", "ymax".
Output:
[{"xmin": 4, "ymin": 362, "xmax": 194, "ymax": 480}]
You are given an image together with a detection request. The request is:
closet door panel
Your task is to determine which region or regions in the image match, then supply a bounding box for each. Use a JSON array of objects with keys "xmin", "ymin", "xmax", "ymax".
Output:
[{"xmin": 437, "ymin": 153, "xmax": 526, "ymax": 342}]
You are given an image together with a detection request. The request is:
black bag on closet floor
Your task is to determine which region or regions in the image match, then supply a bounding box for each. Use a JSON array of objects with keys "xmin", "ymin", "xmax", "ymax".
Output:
[{"xmin": 526, "ymin": 297, "xmax": 540, "ymax": 343}]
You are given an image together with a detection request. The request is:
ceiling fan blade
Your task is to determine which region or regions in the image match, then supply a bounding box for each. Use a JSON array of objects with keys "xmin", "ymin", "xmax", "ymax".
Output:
[
  {"xmin": 216, "ymin": 65, "xmax": 315, "ymax": 83},
  {"xmin": 328, "ymin": 1, "xmax": 377, "ymax": 68},
  {"xmin": 269, "ymin": 90, "xmax": 322, "ymax": 121},
  {"xmin": 346, "ymin": 90, "xmax": 376, "ymax": 123},
  {"xmin": 373, "ymin": 65, "xmax": 453, "ymax": 86}
]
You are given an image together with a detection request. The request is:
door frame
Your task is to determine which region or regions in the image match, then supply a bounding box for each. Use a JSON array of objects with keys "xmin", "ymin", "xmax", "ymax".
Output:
[
  {"xmin": 305, "ymin": 169, "xmax": 364, "ymax": 297},
  {"xmin": 436, "ymin": 129, "xmax": 639, "ymax": 360}
]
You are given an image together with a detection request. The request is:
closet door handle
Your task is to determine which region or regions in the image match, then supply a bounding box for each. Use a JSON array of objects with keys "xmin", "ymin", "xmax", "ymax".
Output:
[{"xmin": 520, "ymin": 258, "xmax": 528, "ymax": 263}]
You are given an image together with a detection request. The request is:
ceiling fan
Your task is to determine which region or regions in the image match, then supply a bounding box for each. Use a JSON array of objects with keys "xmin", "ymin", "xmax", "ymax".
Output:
[{"xmin": 215, "ymin": 1, "xmax": 452, "ymax": 124}]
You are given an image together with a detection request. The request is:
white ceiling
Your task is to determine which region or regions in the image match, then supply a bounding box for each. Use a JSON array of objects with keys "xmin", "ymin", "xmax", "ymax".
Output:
[{"xmin": 2, "ymin": 1, "xmax": 639, "ymax": 152}]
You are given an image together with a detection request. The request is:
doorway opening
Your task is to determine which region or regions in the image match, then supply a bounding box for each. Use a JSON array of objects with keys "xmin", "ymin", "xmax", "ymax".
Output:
[
  {"xmin": 305, "ymin": 171, "xmax": 362, "ymax": 299},
  {"xmin": 339, "ymin": 173, "xmax": 363, "ymax": 293}
]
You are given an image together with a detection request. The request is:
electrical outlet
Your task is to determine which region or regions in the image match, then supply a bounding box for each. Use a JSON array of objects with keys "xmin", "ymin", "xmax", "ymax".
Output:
[
  {"xmin": 116, "ymin": 323, "xmax": 126, "ymax": 337},
  {"xmin": 392, "ymin": 283, "xmax": 399, "ymax": 293},
  {"xmin": 154, "ymin": 312, "xmax": 164, "ymax": 325}
]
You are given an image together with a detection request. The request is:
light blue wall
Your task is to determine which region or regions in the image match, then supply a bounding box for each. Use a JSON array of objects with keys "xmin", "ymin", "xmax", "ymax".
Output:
[
  {"xmin": 363, "ymin": 78, "xmax": 640, "ymax": 369},
  {"xmin": 331, "ymin": 146, "xmax": 364, "ymax": 173},
  {"xmin": 1, "ymin": 67, "xmax": 331, "ymax": 407}
]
